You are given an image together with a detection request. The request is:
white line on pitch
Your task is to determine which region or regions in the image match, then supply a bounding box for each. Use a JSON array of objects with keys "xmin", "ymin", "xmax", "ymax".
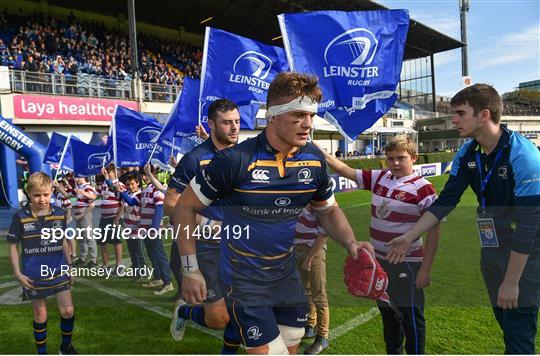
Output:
[
  {"xmin": 329, "ymin": 307, "xmax": 379, "ymax": 341},
  {"xmin": 77, "ymin": 277, "xmax": 221, "ymax": 339},
  {"xmin": 0, "ymin": 280, "xmax": 19, "ymax": 289}
]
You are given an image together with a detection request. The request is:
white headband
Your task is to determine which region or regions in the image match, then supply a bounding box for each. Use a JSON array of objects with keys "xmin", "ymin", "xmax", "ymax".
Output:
[{"xmin": 265, "ymin": 96, "xmax": 318, "ymax": 119}]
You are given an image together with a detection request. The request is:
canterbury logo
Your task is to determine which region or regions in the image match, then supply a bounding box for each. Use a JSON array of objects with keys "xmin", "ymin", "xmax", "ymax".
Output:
[
  {"xmin": 251, "ymin": 169, "xmax": 269, "ymax": 181},
  {"xmin": 23, "ymin": 222, "xmax": 36, "ymax": 231},
  {"xmin": 374, "ymin": 277, "xmax": 385, "ymax": 291}
]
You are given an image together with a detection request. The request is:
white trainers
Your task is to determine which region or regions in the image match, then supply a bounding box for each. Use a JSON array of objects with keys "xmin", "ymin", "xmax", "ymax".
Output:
[
  {"xmin": 170, "ymin": 299, "xmax": 188, "ymax": 341},
  {"xmin": 142, "ymin": 279, "xmax": 163, "ymax": 288},
  {"xmin": 154, "ymin": 283, "xmax": 174, "ymax": 295}
]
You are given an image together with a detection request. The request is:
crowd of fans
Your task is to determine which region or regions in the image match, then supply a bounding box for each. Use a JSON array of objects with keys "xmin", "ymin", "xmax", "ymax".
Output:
[{"xmin": 0, "ymin": 10, "xmax": 203, "ymax": 88}]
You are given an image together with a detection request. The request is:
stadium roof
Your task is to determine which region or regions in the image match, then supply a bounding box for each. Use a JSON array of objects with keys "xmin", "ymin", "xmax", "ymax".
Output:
[{"xmin": 47, "ymin": 0, "xmax": 464, "ymax": 60}]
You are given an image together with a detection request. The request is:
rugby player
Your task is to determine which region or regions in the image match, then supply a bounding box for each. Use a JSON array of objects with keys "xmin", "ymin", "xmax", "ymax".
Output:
[
  {"xmin": 166, "ymin": 99, "xmax": 242, "ymax": 354},
  {"xmin": 177, "ymin": 72, "xmax": 373, "ymax": 354}
]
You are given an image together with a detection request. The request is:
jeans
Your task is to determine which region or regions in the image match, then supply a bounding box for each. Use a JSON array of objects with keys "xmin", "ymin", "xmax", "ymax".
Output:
[
  {"xmin": 144, "ymin": 236, "xmax": 171, "ymax": 284},
  {"xmin": 126, "ymin": 237, "xmax": 146, "ymax": 271}
]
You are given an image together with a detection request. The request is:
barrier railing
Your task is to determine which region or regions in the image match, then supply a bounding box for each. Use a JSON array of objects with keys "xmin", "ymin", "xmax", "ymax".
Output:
[{"xmin": 8, "ymin": 70, "xmax": 181, "ymax": 103}]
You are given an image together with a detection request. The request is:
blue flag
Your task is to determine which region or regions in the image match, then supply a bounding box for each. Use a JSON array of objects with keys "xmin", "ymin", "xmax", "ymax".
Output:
[
  {"xmin": 112, "ymin": 106, "xmax": 163, "ymax": 167},
  {"xmin": 69, "ymin": 137, "xmax": 113, "ymax": 177},
  {"xmin": 151, "ymin": 78, "xmax": 260, "ymax": 168},
  {"xmin": 151, "ymin": 78, "xmax": 205, "ymax": 168},
  {"xmin": 200, "ymin": 27, "xmax": 289, "ymax": 106},
  {"xmin": 43, "ymin": 133, "xmax": 79, "ymax": 170},
  {"xmin": 200, "ymin": 98, "xmax": 260, "ymax": 130},
  {"xmin": 278, "ymin": 10, "xmax": 409, "ymax": 140},
  {"xmin": 237, "ymin": 103, "xmax": 259, "ymax": 130}
]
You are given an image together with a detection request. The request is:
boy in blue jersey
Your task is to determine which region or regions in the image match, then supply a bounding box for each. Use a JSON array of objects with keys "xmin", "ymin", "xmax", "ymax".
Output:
[
  {"xmin": 8, "ymin": 172, "xmax": 77, "ymax": 354},
  {"xmin": 166, "ymin": 99, "xmax": 242, "ymax": 354},
  {"xmin": 176, "ymin": 72, "xmax": 373, "ymax": 354},
  {"xmin": 388, "ymin": 84, "xmax": 540, "ymax": 354}
]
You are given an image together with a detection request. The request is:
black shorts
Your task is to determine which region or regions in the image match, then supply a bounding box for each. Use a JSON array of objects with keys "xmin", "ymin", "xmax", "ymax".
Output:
[
  {"xmin": 23, "ymin": 281, "xmax": 71, "ymax": 301},
  {"xmin": 98, "ymin": 217, "xmax": 121, "ymax": 245}
]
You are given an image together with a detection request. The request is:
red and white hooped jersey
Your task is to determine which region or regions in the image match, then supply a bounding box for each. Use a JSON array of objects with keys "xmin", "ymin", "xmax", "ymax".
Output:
[
  {"xmin": 356, "ymin": 169, "xmax": 437, "ymax": 262},
  {"xmin": 138, "ymin": 184, "xmax": 164, "ymax": 230},
  {"xmin": 98, "ymin": 180, "xmax": 122, "ymax": 219}
]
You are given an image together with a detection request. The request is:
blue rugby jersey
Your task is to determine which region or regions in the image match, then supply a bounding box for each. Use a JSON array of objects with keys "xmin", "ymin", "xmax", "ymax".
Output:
[
  {"xmin": 168, "ymin": 138, "xmax": 223, "ymax": 249},
  {"xmin": 192, "ymin": 130, "xmax": 334, "ymax": 284},
  {"xmin": 428, "ymin": 126, "xmax": 540, "ymax": 254},
  {"xmin": 7, "ymin": 205, "xmax": 70, "ymax": 288}
]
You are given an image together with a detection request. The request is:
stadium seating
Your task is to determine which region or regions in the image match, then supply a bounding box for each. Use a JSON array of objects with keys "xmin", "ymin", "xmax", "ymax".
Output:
[{"xmin": 0, "ymin": 10, "xmax": 202, "ymax": 88}]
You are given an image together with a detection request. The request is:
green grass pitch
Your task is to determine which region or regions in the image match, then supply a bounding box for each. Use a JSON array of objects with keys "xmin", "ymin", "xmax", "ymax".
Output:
[{"xmin": 0, "ymin": 175, "xmax": 538, "ymax": 354}]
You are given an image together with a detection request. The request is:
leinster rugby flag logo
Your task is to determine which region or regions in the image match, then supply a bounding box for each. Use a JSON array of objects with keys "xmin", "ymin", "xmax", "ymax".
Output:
[
  {"xmin": 87, "ymin": 152, "xmax": 111, "ymax": 169},
  {"xmin": 200, "ymin": 27, "xmax": 289, "ymax": 105},
  {"xmin": 279, "ymin": 10, "xmax": 409, "ymax": 141},
  {"xmin": 323, "ymin": 28, "xmax": 379, "ymax": 81},
  {"xmin": 112, "ymin": 106, "xmax": 163, "ymax": 167},
  {"xmin": 135, "ymin": 126, "xmax": 161, "ymax": 150},
  {"xmin": 233, "ymin": 51, "xmax": 274, "ymax": 82}
]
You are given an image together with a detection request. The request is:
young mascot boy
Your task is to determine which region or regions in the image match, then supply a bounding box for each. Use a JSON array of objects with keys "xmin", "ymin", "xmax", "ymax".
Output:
[
  {"xmin": 322, "ymin": 135, "xmax": 440, "ymax": 354},
  {"xmin": 8, "ymin": 172, "xmax": 77, "ymax": 354}
]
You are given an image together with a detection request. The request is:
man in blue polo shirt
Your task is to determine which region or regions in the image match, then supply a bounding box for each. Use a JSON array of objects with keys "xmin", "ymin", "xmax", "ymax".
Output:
[
  {"xmin": 387, "ymin": 84, "xmax": 540, "ymax": 354},
  {"xmin": 165, "ymin": 99, "xmax": 242, "ymax": 353},
  {"xmin": 176, "ymin": 72, "xmax": 373, "ymax": 354}
]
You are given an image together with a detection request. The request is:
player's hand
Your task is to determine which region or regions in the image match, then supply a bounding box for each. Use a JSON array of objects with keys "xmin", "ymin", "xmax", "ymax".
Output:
[
  {"xmin": 302, "ymin": 256, "xmax": 314, "ymax": 271},
  {"xmin": 415, "ymin": 267, "xmax": 431, "ymax": 289},
  {"xmin": 385, "ymin": 235, "xmax": 412, "ymax": 264},
  {"xmin": 143, "ymin": 164, "xmax": 152, "ymax": 175},
  {"xmin": 16, "ymin": 273, "xmax": 33, "ymax": 289},
  {"xmin": 100, "ymin": 167, "xmax": 108, "ymax": 176},
  {"xmin": 497, "ymin": 280, "xmax": 519, "ymax": 309},
  {"xmin": 346, "ymin": 240, "xmax": 374, "ymax": 259},
  {"xmin": 69, "ymin": 274, "xmax": 75, "ymax": 286},
  {"xmin": 195, "ymin": 124, "xmax": 209, "ymax": 140},
  {"xmin": 182, "ymin": 270, "xmax": 207, "ymax": 304},
  {"xmin": 168, "ymin": 155, "xmax": 178, "ymax": 168}
]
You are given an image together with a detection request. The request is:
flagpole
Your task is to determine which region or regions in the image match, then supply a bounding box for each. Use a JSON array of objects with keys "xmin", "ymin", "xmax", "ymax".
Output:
[
  {"xmin": 111, "ymin": 106, "xmax": 120, "ymax": 178},
  {"xmin": 147, "ymin": 141, "xmax": 159, "ymax": 164},
  {"xmin": 55, "ymin": 134, "xmax": 72, "ymax": 181},
  {"xmin": 198, "ymin": 27, "xmax": 210, "ymax": 126}
]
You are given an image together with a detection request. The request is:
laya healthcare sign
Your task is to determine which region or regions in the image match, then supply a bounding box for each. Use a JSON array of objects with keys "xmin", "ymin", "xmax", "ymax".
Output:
[{"xmin": 13, "ymin": 94, "xmax": 138, "ymax": 124}]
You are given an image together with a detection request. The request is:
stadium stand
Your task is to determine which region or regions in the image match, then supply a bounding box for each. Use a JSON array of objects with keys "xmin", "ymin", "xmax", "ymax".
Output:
[{"xmin": 0, "ymin": 10, "xmax": 203, "ymax": 100}]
